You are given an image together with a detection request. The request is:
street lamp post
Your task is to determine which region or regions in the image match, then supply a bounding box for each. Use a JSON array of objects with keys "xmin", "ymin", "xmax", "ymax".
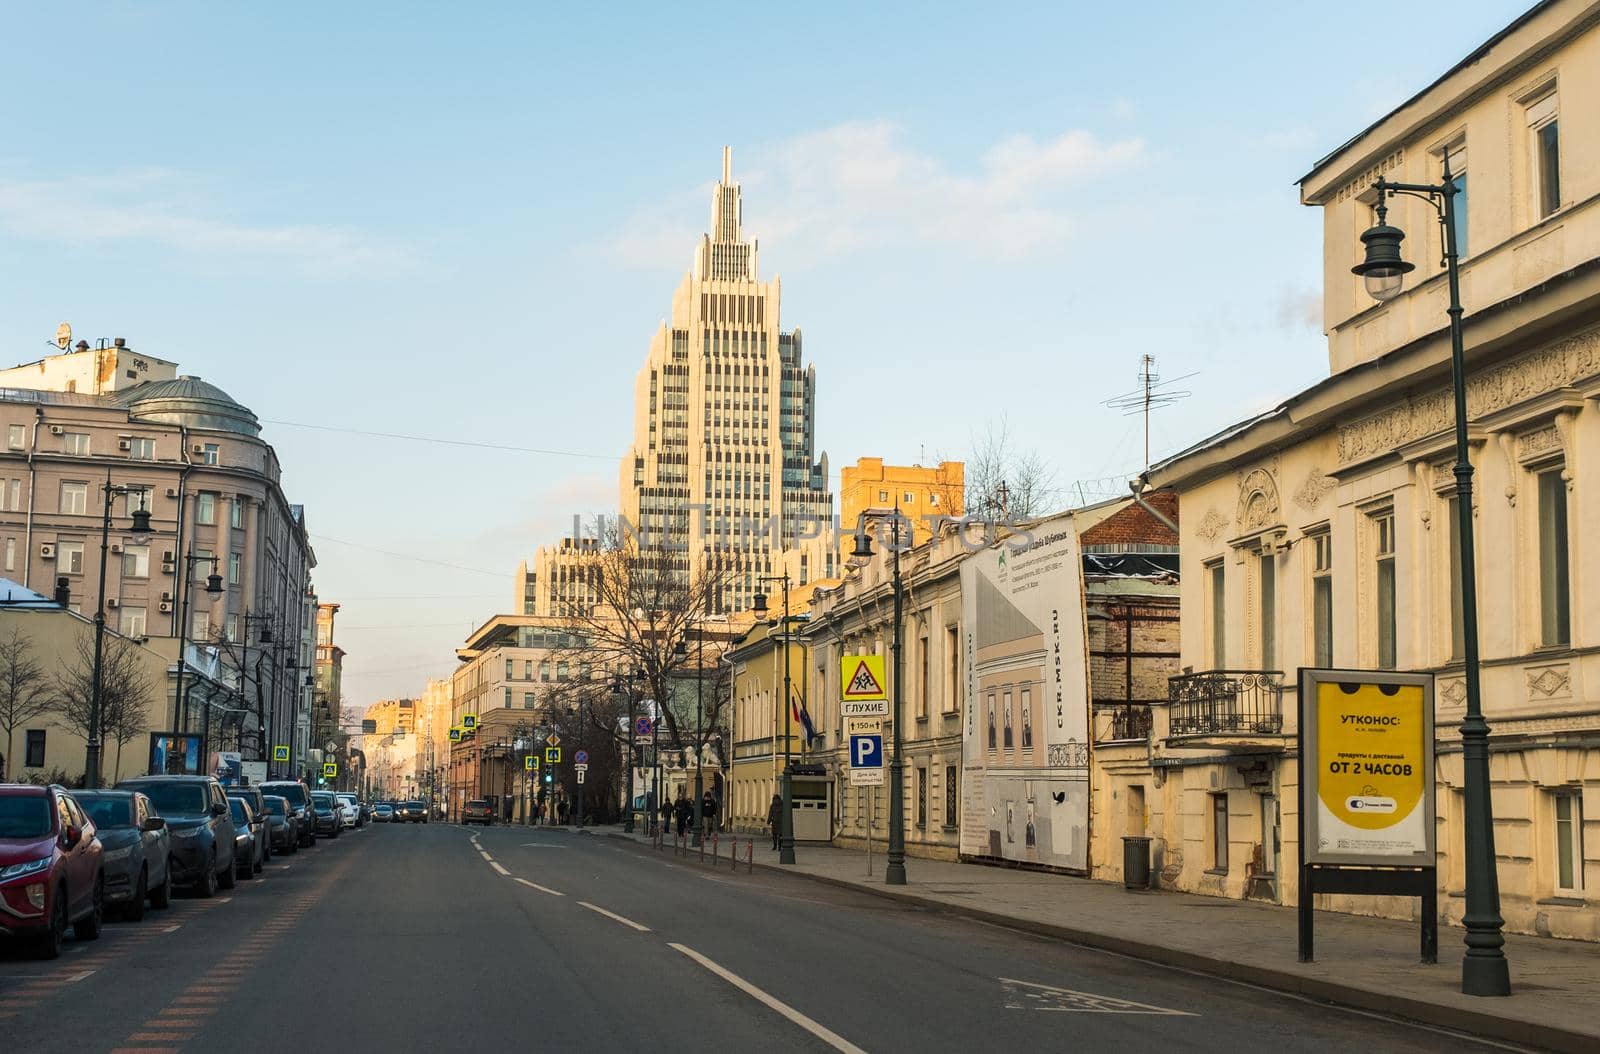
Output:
[
  {"xmin": 85, "ymin": 472, "xmax": 153, "ymax": 788},
  {"xmin": 173, "ymin": 553, "xmax": 224, "ymax": 748},
  {"xmin": 851, "ymin": 507, "xmax": 908, "ymax": 885},
  {"xmin": 752, "ymin": 575, "xmax": 795, "ymax": 865},
  {"xmin": 1351, "ymin": 163, "xmax": 1508, "ymax": 997}
]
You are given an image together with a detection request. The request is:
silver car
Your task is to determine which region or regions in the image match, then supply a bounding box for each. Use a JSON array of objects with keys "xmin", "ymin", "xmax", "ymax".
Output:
[{"xmin": 71, "ymin": 789, "xmax": 172, "ymax": 920}]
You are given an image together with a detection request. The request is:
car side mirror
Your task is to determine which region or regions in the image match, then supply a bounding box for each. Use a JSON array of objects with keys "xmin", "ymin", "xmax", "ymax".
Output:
[
  {"xmin": 143, "ymin": 816, "xmax": 166, "ymax": 832},
  {"xmin": 62, "ymin": 824, "xmax": 82, "ymax": 848},
  {"xmin": 211, "ymin": 802, "xmax": 228, "ymax": 817}
]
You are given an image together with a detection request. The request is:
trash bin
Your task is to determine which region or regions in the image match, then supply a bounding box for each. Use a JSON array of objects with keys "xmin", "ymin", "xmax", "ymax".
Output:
[{"xmin": 1122, "ymin": 835, "xmax": 1152, "ymax": 890}]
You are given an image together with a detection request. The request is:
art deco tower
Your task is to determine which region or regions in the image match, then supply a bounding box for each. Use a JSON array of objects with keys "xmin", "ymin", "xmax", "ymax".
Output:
[{"xmin": 620, "ymin": 148, "xmax": 833, "ymax": 612}]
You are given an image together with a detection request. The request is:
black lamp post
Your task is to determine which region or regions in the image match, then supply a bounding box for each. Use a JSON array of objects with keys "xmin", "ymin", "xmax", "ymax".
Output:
[
  {"xmin": 851, "ymin": 508, "xmax": 907, "ymax": 885},
  {"xmin": 173, "ymin": 553, "xmax": 224, "ymax": 744},
  {"xmin": 752, "ymin": 576, "xmax": 795, "ymax": 865},
  {"xmin": 85, "ymin": 473, "xmax": 153, "ymax": 788},
  {"xmin": 1352, "ymin": 163, "xmax": 1508, "ymax": 998}
]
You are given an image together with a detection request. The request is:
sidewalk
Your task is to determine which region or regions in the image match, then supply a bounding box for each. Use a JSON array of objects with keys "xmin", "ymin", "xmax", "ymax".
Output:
[{"xmin": 607, "ymin": 827, "xmax": 1600, "ymax": 1053}]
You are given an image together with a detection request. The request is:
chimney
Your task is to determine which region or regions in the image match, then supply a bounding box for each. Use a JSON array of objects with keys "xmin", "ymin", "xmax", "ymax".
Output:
[
  {"xmin": 113, "ymin": 337, "xmax": 126, "ymax": 348},
  {"xmin": 54, "ymin": 576, "xmax": 70, "ymax": 607}
]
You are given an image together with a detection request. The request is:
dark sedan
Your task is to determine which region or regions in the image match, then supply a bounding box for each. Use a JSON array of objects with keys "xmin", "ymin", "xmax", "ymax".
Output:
[
  {"xmin": 309, "ymin": 792, "xmax": 342, "ymax": 838},
  {"xmin": 225, "ymin": 786, "xmax": 271, "ymax": 864},
  {"xmin": 259, "ymin": 781, "xmax": 315, "ymax": 848},
  {"xmin": 261, "ymin": 795, "xmax": 298, "ymax": 854},
  {"xmin": 72, "ymin": 790, "xmax": 172, "ymax": 920},
  {"xmin": 115, "ymin": 776, "xmax": 236, "ymax": 897},
  {"xmin": 227, "ymin": 798, "xmax": 264, "ymax": 880},
  {"xmin": 462, "ymin": 800, "xmax": 493, "ymax": 826},
  {"xmin": 398, "ymin": 800, "xmax": 429, "ymax": 823}
]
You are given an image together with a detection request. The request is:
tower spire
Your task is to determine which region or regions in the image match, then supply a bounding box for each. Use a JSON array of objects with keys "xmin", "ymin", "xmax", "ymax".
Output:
[
  {"xmin": 722, "ymin": 145, "xmax": 732, "ymax": 185},
  {"xmin": 698, "ymin": 145, "xmax": 754, "ymax": 281}
]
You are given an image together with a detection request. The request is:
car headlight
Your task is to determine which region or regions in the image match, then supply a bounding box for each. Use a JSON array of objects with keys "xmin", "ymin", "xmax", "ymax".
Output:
[
  {"xmin": 102, "ymin": 845, "xmax": 134, "ymax": 863},
  {"xmin": 0, "ymin": 857, "xmax": 51, "ymax": 882},
  {"xmin": 170, "ymin": 827, "xmax": 202, "ymax": 841}
]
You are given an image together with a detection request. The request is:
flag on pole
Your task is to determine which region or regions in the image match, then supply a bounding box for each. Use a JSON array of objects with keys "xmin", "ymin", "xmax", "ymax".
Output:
[{"xmin": 791, "ymin": 690, "xmax": 819, "ymax": 743}]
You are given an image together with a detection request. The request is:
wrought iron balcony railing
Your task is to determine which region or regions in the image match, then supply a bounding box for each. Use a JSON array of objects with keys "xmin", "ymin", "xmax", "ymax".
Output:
[{"xmin": 1167, "ymin": 670, "xmax": 1284, "ymax": 738}]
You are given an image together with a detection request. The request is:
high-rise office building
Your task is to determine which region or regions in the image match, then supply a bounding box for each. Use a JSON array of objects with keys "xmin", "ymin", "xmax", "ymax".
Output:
[{"xmin": 620, "ymin": 148, "xmax": 833, "ymax": 612}]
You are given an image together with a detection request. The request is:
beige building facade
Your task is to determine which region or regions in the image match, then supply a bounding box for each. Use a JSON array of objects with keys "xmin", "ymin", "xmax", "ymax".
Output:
[{"xmin": 1147, "ymin": 1, "xmax": 1600, "ymax": 939}]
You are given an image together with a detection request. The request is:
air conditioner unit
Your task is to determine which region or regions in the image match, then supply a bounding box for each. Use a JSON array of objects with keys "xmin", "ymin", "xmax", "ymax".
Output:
[
  {"xmin": 107, "ymin": 598, "xmax": 119, "ymax": 609},
  {"xmin": 48, "ymin": 425, "xmax": 63, "ymax": 436},
  {"xmin": 192, "ymin": 443, "xmax": 204, "ymax": 455},
  {"xmin": 40, "ymin": 543, "xmax": 55, "ymax": 559},
  {"xmin": 158, "ymin": 601, "xmax": 172, "ymax": 614},
  {"xmin": 117, "ymin": 439, "xmax": 131, "ymax": 451},
  {"xmin": 110, "ymin": 543, "xmax": 123, "ymax": 554},
  {"xmin": 161, "ymin": 550, "xmax": 173, "ymax": 563},
  {"xmin": 160, "ymin": 591, "xmax": 172, "ymax": 602},
  {"xmin": 164, "ymin": 487, "xmax": 178, "ymax": 499}
]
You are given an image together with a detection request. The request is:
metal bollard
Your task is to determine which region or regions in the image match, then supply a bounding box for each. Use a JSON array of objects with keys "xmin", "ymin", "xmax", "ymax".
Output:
[
  {"xmin": 698, "ymin": 832, "xmax": 705, "ymax": 863},
  {"xmin": 746, "ymin": 840, "xmax": 753, "ymax": 874},
  {"xmin": 729, "ymin": 836, "xmax": 739, "ymax": 871},
  {"xmin": 711, "ymin": 833, "xmax": 719, "ymax": 865}
]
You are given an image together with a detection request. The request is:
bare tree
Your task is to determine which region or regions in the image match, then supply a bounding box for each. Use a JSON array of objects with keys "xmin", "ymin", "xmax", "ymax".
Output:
[
  {"xmin": 0, "ymin": 628, "xmax": 51, "ymax": 780},
  {"xmin": 52, "ymin": 634, "xmax": 155, "ymax": 781},
  {"xmin": 964, "ymin": 417, "xmax": 1059, "ymax": 520}
]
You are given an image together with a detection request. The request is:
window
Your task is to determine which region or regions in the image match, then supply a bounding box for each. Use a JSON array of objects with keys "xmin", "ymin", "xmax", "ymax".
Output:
[
  {"xmin": 191, "ymin": 610, "xmax": 210, "ymax": 641},
  {"xmin": 119, "ymin": 606, "xmax": 147, "ymax": 638},
  {"xmin": 903, "ymin": 491, "xmax": 915, "ymax": 504},
  {"xmin": 6, "ymin": 479, "xmax": 17, "ymax": 511},
  {"xmin": 230, "ymin": 500, "xmax": 244, "ymax": 529},
  {"xmin": 124, "ymin": 486, "xmax": 153, "ymax": 518},
  {"xmin": 503, "ymin": 688, "xmax": 512, "ymax": 708},
  {"xmin": 196, "ymin": 492, "xmax": 216, "ymax": 525},
  {"xmin": 228, "ymin": 552, "xmax": 241, "ymax": 585},
  {"xmin": 62, "ymin": 432, "xmax": 90, "ymax": 455},
  {"xmin": 1553, "ymin": 790, "xmax": 1584, "ymax": 894},
  {"xmin": 539, "ymin": 661, "xmax": 551, "ymax": 682},
  {"xmin": 944, "ymin": 765, "xmax": 957, "ymax": 828},
  {"xmin": 917, "ymin": 634, "xmax": 929, "ymax": 718},
  {"xmin": 3, "ymin": 538, "xmax": 13, "ymax": 572},
  {"xmin": 201, "ymin": 443, "xmax": 220, "ymax": 466},
  {"xmin": 122, "ymin": 544, "xmax": 150, "ymax": 578},
  {"xmin": 556, "ymin": 661, "xmax": 569, "ymax": 681},
  {"xmin": 916, "ymin": 767, "xmax": 927, "ymax": 829},
  {"xmin": 1443, "ymin": 140, "xmax": 1467, "ymax": 256},
  {"xmin": 6, "ymin": 425, "xmax": 23, "ymax": 450},
  {"xmin": 1311, "ymin": 531, "xmax": 1333, "ymax": 666},
  {"xmin": 944, "ymin": 627, "xmax": 960, "ymax": 712},
  {"xmin": 505, "ymin": 659, "xmax": 514, "ymax": 680},
  {"xmin": 523, "ymin": 692, "xmax": 534, "ymax": 710},
  {"xmin": 224, "ymin": 614, "xmax": 240, "ymax": 643},
  {"xmin": 1211, "ymin": 793, "xmax": 1230, "ymax": 872},
  {"xmin": 1374, "ymin": 511, "xmax": 1396, "ymax": 669},
  {"xmin": 523, "ymin": 660, "xmax": 533, "ymax": 680},
  {"xmin": 1537, "ymin": 470, "xmax": 1570, "ymax": 647},
  {"xmin": 986, "ymin": 692, "xmax": 996, "ymax": 750},
  {"xmin": 878, "ymin": 489, "xmax": 888, "ymax": 502},
  {"xmin": 1527, "ymin": 91, "xmax": 1560, "ymax": 219},
  {"xmin": 1002, "ymin": 688, "xmax": 1013, "ymax": 749},
  {"xmin": 58, "ymin": 540, "xmax": 85, "ymax": 574},
  {"xmin": 59, "ymin": 481, "xmax": 88, "ymax": 515},
  {"xmin": 1259, "ymin": 551, "xmax": 1276, "ymax": 668},
  {"xmin": 1260, "ymin": 795, "xmax": 1277, "ymax": 876},
  {"xmin": 1208, "ymin": 562, "xmax": 1226, "ymax": 668},
  {"xmin": 128, "ymin": 437, "xmax": 156, "ymax": 460},
  {"xmin": 26, "ymin": 729, "xmax": 46, "ymax": 768},
  {"xmin": 1020, "ymin": 686, "xmax": 1033, "ymax": 749}
]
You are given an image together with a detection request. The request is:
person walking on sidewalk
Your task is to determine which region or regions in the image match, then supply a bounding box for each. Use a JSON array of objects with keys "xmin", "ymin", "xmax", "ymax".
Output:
[
  {"xmin": 701, "ymin": 789, "xmax": 717, "ymax": 835},
  {"xmin": 767, "ymin": 793, "xmax": 782, "ymax": 850},
  {"xmin": 674, "ymin": 791, "xmax": 692, "ymax": 837},
  {"xmin": 660, "ymin": 796, "xmax": 673, "ymax": 834},
  {"xmin": 557, "ymin": 798, "xmax": 570, "ymax": 826}
]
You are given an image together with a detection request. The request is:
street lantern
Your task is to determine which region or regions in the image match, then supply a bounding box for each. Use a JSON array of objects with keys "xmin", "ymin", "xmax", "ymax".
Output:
[
  {"xmin": 1351, "ymin": 198, "xmax": 1414, "ymax": 302},
  {"xmin": 751, "ymin": 591, "xmax": 768, "ymax": 615},
  {"xmin": 205, "ymin": 569, "xmax": 224, "ymax": 594},
  {"xmin": 129, "ymin": 505, "xmax": 154, "ymax": 538}
]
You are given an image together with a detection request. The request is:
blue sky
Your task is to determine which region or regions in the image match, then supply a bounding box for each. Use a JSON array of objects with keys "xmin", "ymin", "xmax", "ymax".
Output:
[{"xmin": 0, "ymin": 1, "xmax": 1527, "ymax": 708}]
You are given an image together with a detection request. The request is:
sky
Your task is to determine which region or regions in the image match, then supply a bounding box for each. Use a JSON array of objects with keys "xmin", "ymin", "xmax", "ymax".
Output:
[{"xmin": 0, "ymin": 1, "xmax": 1529, "ymax": 709}]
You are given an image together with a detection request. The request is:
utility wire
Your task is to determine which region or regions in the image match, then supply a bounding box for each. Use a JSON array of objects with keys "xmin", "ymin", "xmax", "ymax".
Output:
[
  {"xmin": 264, "ymin": 419, "xmax": 615, "ymax": 461},
  {"xmin": 308, "ymin": 534, "xmax": 504, "ymax": 577}
]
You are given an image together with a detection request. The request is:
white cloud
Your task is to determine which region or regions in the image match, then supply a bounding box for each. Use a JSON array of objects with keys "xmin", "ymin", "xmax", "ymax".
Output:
[
  {"xmin": 605, "ymin": 120, "xmax": 1146, "ymax": 267},
  {"xmin": 1275, "ymin": 285, "xmax": 1322, "ymax": 332},
  {"xmin": 0, "ymin": 166, "xmax": 412, "ymax": 277}
]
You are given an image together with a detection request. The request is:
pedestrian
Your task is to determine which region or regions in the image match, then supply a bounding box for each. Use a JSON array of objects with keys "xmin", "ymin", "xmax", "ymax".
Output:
[
  {"xmin": 558, "ymin": 798, "xmax": 570, "ymax": 826},
  {"xmin": 660, "ymin": 796, "xmax": 674, "ymax": 834},
  {"xmin": 675, "ymin": 791, "xmax": 692, "ymax": 837},
  {"xmin": 767, "ymin": 793, "xmax": 783, "ymax": 851},
  {"xmin": 701, "ymin": 789, "xmax": 717, "ymax": 835}
]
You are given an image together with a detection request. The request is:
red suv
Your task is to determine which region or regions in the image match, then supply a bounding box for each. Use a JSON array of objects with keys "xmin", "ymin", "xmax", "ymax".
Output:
[{"xmin": 0, "ymin": 784, "xmax": 105, "ymax": 958}]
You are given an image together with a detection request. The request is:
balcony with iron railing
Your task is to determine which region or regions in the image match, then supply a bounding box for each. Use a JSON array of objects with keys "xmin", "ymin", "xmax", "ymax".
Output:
[{"xmin": 1166, "ymin": 670, "xmax": 1285, "ymax": 747}]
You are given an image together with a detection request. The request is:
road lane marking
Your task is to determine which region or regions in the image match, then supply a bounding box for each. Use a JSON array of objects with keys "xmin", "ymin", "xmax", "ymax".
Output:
[
  {"xmin": 513, "ymin": 877, "xmax": 564, "ymax": 896},
  {"xmin": 999, "ymin": 977, "xmax": 1195, "ymax": 1015},
  {"xmin": 669, "ymin": 943, "xmax": 865, "ymax": 1054},
  {"xmin": 578, "ymin": 902, "xmax": 651, "ymax": 932},
  {"xmin": 490, "ymin": 861, "xmax": 510, "ymax": 875},
  {"xmin": 518, "ymin": 842, "xmax": 569, "ymax": 848}
]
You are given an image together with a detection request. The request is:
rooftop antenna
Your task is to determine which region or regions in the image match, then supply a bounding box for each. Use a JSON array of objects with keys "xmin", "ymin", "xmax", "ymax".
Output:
[{"xmin": 1103, "ymin": 355, "xmax": 1195, "ymax": 471}]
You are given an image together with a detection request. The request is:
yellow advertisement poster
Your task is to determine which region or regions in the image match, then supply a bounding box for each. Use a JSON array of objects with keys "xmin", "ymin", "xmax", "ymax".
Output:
[{"xmin": 1304, "ymin": 672, "xmax": 1434, "ymax": 864}]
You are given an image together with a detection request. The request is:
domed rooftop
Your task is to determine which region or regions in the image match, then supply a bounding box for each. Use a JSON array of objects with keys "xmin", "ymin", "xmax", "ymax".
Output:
[{"xmin": 114, "ymin": 375, "xmax": 260, "ymax": 436}]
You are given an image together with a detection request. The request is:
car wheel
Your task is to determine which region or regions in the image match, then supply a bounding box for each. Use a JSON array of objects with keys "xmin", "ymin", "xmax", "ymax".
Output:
[
  {"xmin": 150, "ymin": 861, "xmax": 173, "ymax": 909},
  {"xmin": 74, "ymin": 874, "xmax": 104, "ymax": 940},
  {"xmin": 33, "ymin": 890, "xmax": 67, "ymax": 960},
  {"xmin": 218, "ymin": 850, "xmax": 237, "ymax": 890},
  {"xmin": 237, "ymin": 851, "xmax": 253, "ymax": 881},
  {"xmin": 197, "ymin": 852, "xmax": 218, "ymax": 898},
  {"xmin": 252, "ymin": 848, "xmax": 263, "ymax": 875},
  {"xmin": 126, "ymin": 868, "xmax": 148, "ymax": 922},
  {"xmin": 330, "ymin": 825, "xmax": 340, "ymax": 839}
]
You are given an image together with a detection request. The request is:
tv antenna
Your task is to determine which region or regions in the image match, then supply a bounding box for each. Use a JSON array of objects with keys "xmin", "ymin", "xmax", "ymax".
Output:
[{"xmin": 1103, "ymin": 355, "xmax": 1195, "ymax": 471}]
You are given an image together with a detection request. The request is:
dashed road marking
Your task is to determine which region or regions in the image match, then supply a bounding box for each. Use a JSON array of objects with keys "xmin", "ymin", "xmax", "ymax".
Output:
[
  {"xmin": 578, "ymin": 901, "xmax": 651, "ymax": 932},
  {"xmin": 513, "ymin": 877, "xmax": 565, "ymax": 896},
  {"xmin": 670, "ymin": 942, "xmax": 866, "ymax": 1054},
  {"xmin": 489, "ymin": 861, "xmax": 510, "ymax": 876}
]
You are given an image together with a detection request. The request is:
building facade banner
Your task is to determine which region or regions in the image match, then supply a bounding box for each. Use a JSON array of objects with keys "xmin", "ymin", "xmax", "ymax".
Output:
[
  {"xmin": 1299, "ymin": 669, "xmax": 1435, "ymax": 866},
  {"xmin": 959, "ymin": 512, "xmax": 1091, "ymax": 871}
]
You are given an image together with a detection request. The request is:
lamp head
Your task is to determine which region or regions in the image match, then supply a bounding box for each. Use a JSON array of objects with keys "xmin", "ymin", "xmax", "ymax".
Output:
[
  {"xmin": 129, "ymin": 506, "xmax": 154, "ymax": 539},
  {"xmin": 1352, "ymin": 205, "xmax": 1414, "ymax": 302},
  {"xmin": 205, "ymin": 571, "xmax": 224, "ymax": 595},
  {"xmin": 751, "ymin": 591, "xmax": 768, "ymax": 615},
  {"xmin": 850, "ymin": 531, "xmax": 873, "ymax": 559}
]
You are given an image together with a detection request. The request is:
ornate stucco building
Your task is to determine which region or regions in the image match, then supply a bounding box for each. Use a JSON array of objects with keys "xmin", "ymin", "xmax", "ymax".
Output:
[
  {"xmin": 1147, "ymin": 0, "xmax": 1598, "ymax": 939},
  {"xmin": 619, "ymin": 148, "xmax": 833, "ymax": 612}
]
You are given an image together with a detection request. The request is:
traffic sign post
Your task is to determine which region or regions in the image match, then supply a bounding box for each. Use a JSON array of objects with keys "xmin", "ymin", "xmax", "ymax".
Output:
[
  {"xmin": 575, "ymin": 750, "xmax": 589, "ymax": 765},
  {"xmin": 272, "ymin": 745, "xmax": 290, "ymax": 763},
  {"xmin": 525, "ymin": 755, "xmax": 537, "ymax": 771},
  {"xmin": 577, "ymin": 769, "xmax": 587, "ymax": 785},
  {"xmin": 849, "ymin": 731, "xmax": 885, "ymax": 786},
  {"xmin": 841, "ymin": 655, "xmax": 887, "ymax": 701},
  {"xmin": 546, "ymin": 733, "xmax": 561, "ymax": 747},
  {"xmin": 545, "ymin": 746, "xmax": 561, "ymax": 765}
]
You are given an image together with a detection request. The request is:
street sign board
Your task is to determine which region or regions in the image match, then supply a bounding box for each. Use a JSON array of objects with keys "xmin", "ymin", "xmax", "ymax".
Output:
[
  {"xmin": 841, "ymin": 655, "xmax": 887, "ymax": 701},
  {"xmin": 272, "ymin": 745, "xmax": 290, "ymax": 762},
  {"xmin": 577, "ymin": 769, "xmax": 586, "ymax": 784},
  {"xmin": 324, "ymin": 739, "xmax": 338, "ymax": 754},
  {"xmin": 525, "ymin": 755, "xmax": 536, "ymax": 771},
  {"xmin": 575, "ymin": 763, "xmax": 589, "ymax": 773},
  {"xmin": 849, "ymin": 766, "xmax": 885, "ymax": 786},
  {"xmin": 323, "ymin": 762, "xmax": 338, "ymax": 778},
  {"xmin": 546, "ymin": 733, "xmax": 561, "ymax": 747},
  {"xmin": 845, "ymin": 717, "xmax": 884, "ymax": 736},
  {"xmin": 850, "ymin": 733, "xmax": 884, "ymax": 770},
  {"xmin": 462, "ymin": 714, "xmax": 477, "ymax": 731},
  {"xmin": 575, "ymin": 750, "xmax": 589, "ymax": 764},
  {"xmin": 634, "ymin": 716, "xmax": 654, "ymax": 737},
  {"xmin": 545, "ymin": 746, "xmax": 561, "ymax": 764},
  {"xmin": 841, "ymin": 698, "xmax": 888, "ymax": 718},
  {"xmin": 449, "ymin": 727, "xmax": 462, "ymax": 742}
]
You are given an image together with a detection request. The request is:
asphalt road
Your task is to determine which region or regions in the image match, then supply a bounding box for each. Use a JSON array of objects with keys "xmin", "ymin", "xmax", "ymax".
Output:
[{"xmin": 0, "ymin": 821, "xmax": 1537, "ymax": 1053}]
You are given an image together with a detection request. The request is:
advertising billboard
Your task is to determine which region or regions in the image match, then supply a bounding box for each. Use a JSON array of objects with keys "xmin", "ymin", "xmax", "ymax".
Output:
[
  {"xmin": 1299, "ymin": 669, "xmax": 1435, "ymax": 867},
  {"xmin": 148, "ymin": 732, "xmax": 202, "ymax": 776},
  {"xmin": 959, "ymin": 512, "xmax": 1091, "ymax": 872}
]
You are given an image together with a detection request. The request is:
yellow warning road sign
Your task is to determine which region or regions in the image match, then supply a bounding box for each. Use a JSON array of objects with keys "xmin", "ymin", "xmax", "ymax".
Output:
[{"xmin": 841, "ymin": 654, "xmax": 887, "ymax": 701}]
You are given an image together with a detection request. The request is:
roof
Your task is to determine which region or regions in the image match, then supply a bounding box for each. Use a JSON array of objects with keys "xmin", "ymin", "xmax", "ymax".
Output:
[
  {"xmin": 1079, "ymin": 491, "xmax": 1178, "ymax": 551},
  {"xmin": 113, "ymin": 375, "xmax": 261, "ymax": 436}
]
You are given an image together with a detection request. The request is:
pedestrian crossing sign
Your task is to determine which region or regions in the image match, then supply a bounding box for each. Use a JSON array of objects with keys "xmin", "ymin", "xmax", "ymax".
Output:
[
  {"xmin": 525, "ymin": 755, "xmax": 537, "ymax": 771},
  {"xmin": 545, "ymin": 746, "xmax": 561, "ymax": 764},
  {"xmin": 841, "ymin": 655, "xmax": 887, "ymax": 701},
  {"xmin": 323, "ymin": 762, "xmax": 338, "ymax": 777},
  {"xmin": 449, "ymin": 727, "xmax": 462, "ymax": 742},
  {"xmin": 273, "ymin": 745, "xmax": 290, "ymax": 762},
  {"xmin": 462, "ymin": 714, "xmax": 477, "ymax": 731}
]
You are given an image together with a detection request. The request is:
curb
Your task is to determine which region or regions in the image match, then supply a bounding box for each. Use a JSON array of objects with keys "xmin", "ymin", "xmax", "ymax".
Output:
[{"xmin": 604, "ymin": 831, "xmax": 1590, "ymax": 1054}]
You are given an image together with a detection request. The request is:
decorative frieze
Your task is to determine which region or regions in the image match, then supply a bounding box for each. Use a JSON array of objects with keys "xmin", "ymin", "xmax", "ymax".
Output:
[
  {"xmin": 1196, "ymin": 508, "xmax": 1228, "ymax": 541},
  {"xmin": 1526, "ymin": 664, "xmax": 1572, "ymax": 701},
  {"xmin": 1236, "ymin": 468, "xmax": 1281, "ymax": 531},
  {"xmin": 1293, "ymin": 469, "xmax": 1336, "ymax": 511},
  {"xmin": 1516, "ymin": 426, "xmax": 1562, "ymax": 461}
]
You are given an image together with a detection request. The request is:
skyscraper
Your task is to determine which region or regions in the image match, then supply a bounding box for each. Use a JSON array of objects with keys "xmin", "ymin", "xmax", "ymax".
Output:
[{"xmin": 620, "ymin": 147, "xmax": 833, "ymax": 613}]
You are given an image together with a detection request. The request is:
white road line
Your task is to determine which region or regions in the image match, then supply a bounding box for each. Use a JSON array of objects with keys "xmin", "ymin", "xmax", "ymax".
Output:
[
  {"xmin": 478, "ymin": 851, "xmax": 493, "ymax": 861},
  {"xmin": 670, "ymin": 943, "xmax": 865, "ymax": 1054},
  {"xmin": 489, "ymin": 861, "xmax": 510, "ymax": 876},
  {"xmin": 578, "ymin": 901, "xmax": 651, "ymax": 932},
  {"xmin": 61, "ymin": 970, "xmax": 96, "ymax": 983},
  {"xmin": 216, "ymin": 897, "xmax": 232, "ymax": 904},
  {"xmin": 159, "ymin": 924, "xmax": 182, "ymax": 934},
  {"xmin": 513, "ymin": 877, "xmax": 564, "ymax": 897}
]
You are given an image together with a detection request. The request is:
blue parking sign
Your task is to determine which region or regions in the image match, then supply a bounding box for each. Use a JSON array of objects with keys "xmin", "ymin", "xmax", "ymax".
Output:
[{"xmin": 849, "ymin": 734, "xmax": 884, "ymax": 769}]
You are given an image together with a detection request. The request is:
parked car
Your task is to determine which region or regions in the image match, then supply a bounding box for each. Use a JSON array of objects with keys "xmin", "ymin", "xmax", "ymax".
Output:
[
  {"xmin": 309, "ymin": 792, "xmax": 342, "ymax": 838},
  {"xmin": 115, "ymin": 776, "xmax": 236, "ymax": 897},
  {"xmin": 72, "ymin": 790, "xmax": 171, "ymax": 921},
  {"xmin": 259, "ymin": 780, "xmax": 315, "ymax": 848},
  {"xmin": 0, "ymin": 784, "xmax": 104, "ymax": 958},
  {"xmin": 225, "ymin": 786, "xmax": 272, "ymax": 863},
  {"xmin": 227, "ymin": 798, "xmax": 264, "ymax": 879},
  {"xmin": 462, "ymin": 800, "xmax": 493, "ymax": 826},
  {"xmin": 398, "ymin": 800, "xmax": 429, "ymax": 824},
  {"xmin": 372, "ymin": 803, "xmax": 393, "ymax": 823},
  {"xmin": 335, "ymin": 792, "xmax": 362, "ymax": 829},
  {"xmin": 261, "ymin": 795, "xmax": 298, "ymax": 854}
]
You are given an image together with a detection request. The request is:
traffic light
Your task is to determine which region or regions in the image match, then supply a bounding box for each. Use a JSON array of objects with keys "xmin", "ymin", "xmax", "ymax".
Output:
[{"xmin": 543, "ymin": 772, "xmax": 553, "ymax": 784}]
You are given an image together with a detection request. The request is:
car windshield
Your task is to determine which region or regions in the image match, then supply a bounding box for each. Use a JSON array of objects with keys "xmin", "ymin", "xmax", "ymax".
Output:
[
  {"xmin": 228, "ymin": 799, "xmax": 249, "ymax": 824},
  {"xmin": 78, "ymin": 797, "xmax": 132, "ymax": 828},
  {"xmin": 0, "ymin": 796, "xmax": 51, "ymax": 838},
  {"xmin": 140, "ymin": 784, "xmax": 208, "ymax": 818},
  {"xmin": 312, "ymin": 794, "xmax": 334, "ymax": 808},
  {"xmin": 407, "ymin": 801, "xmax": 425, "ymax": 808},
  {"xmin": 263, "ymin": 798, "xmax": 287, "ymax": 815},
  {"xmin": 263, "ymin": 784, "xmax": 307, "ymax": 806}
]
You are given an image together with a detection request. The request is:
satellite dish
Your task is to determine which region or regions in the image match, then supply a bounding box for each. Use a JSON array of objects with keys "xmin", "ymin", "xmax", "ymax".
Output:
[{"xmin": 55, "ymin": 323, "xmax": 72, "ymax": 350}]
